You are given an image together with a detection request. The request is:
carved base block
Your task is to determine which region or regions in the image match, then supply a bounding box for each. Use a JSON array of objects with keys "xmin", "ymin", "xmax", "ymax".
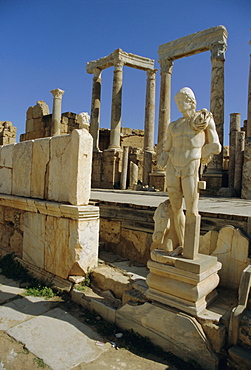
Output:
[
  {"xmin": 149, "ymin": 171, "xmax": 166, "ymax": 191},
  {"xmin": 146, "ymin": 252, "xmax": 221, "ymax": 315}
]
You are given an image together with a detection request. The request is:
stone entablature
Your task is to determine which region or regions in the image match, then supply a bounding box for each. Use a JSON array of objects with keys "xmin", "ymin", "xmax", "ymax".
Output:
[
  {"xmin": 158, "ymin": 25, "xmax": 228, "ymax": 60},
  {"xmin": 86, "ymin": 48, "xmax": 154, "ymax": 73}
]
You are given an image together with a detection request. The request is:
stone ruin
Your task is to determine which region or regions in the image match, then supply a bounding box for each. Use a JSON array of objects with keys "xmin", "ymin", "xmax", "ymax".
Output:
[{"xmin": 1, "ymin": 25, "xmax": 251, "ymax": 369}]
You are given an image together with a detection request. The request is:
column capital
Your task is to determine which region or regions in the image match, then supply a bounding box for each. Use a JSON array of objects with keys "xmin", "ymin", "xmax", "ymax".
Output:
[
  {"xmin": 146, "ymin": 69, "xmax": 157, "ymax": 79},
  {"xmin": 114, "ymin": 61, "xmax": 124, "ymax": 72},
  {"xmin": 50, "ymin": 88, "xmax": 65, "ymax": 99},
  {"xmin": 159, "ymin": 59, "xmax": 174, "ymax": 75},
  {"xmin": 210, "ymin": 42, "xmax": 227, "ymax": 61},
  {"xmin": 93, "ymin": 67, "xmax": 102, "ymax": 79}
]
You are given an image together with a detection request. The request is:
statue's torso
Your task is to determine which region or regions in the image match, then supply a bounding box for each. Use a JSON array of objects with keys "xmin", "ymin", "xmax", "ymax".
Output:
[{"xmin": 168, "ymin": 117, "xmax": 206, "ymax": 167}]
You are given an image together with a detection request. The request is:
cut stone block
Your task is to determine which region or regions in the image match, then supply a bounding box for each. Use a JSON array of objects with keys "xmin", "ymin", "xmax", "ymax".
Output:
[
  {"xmin": 48, "ymin": 129, "xmax": 93, "ymax": 205},
  {"xmin": 0, "ymin": 144, "xmax": 14, "ymax": 168},
  {"xmin": 12, "ymin": 141, "xmax": 33, "ymax": 197},
  {"xmin": 0, "ymin": 167, "xmax": 12, "ymax": 194},
  {"xmin": 116, "ymin": 302, "xmax": 218, "ymax": 370},
  {"xmin": 23, "ymin": 212, "xmax": 46, "ymax": 269},
  {"xmin": 31, "ymin": 137, "xmax": 50, "ymax": 199}
]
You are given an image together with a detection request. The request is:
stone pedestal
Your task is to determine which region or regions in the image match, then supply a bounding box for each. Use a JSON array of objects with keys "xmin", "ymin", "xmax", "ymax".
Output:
[
  {"xmin": 146, "ymin": 251, "xmax": 221, "ymax": 315},
  {"xmin": 149, "ymin": 171, "xmax": 166, "ymax": 191},
  {"xmin": 103, "ymin": 149, "xmax": 122, "ymax": 188}
]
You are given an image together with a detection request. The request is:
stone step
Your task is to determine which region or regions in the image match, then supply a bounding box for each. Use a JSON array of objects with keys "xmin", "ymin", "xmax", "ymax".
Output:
[{"xmin": 228, "ymin": 346, "xmax": 251, "ymax": 369}]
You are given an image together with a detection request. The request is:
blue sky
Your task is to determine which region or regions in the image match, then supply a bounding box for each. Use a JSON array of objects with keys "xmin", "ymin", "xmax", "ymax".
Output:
[{"xmin": 1, "ymin": 0, "xmax": 250, "ymax": 145}]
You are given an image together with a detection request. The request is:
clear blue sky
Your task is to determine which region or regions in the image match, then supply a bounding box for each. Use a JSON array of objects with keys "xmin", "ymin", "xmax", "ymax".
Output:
[{"xmin": 1, "ymin": 0, "xmax": 250, "ymax": 145}]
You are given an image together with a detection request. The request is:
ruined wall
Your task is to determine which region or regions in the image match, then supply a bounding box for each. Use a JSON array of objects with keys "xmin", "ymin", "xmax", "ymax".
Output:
[
  {"xmin": 0, "ymin": 129, "xmax": 99, "ymax": 279},
  {"xmin": 20, "ymin": 101, "xmax": 87, "ymax": 142}
]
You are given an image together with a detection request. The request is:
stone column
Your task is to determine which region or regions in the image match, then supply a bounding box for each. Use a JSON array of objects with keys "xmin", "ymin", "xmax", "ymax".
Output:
[
  {"xmin": 50, "ymin": 88, "xmax": 65, "ymax": 136},
  {"xmin": 157, "ymin": 60, "xmax": 173, "ymax": 156},
  {"xmin": 108, "ymin": 61, "xmax": 124, "ymax": 150},
  {"xmin": 144, "ymin": 69, "xmax": 156, "ymax": 152},
  {"xmin": 247, "ymin": 54, "xmax": 251, "ymax": 138},
  {"xmin": 143, "ymin": 69, "xmax": 157, "ymax": 184},
  {"xmin": 120, "ymin": 146, "xmax": 129, "ymax": 190},
  {"xmin": 234, "ymin": 131, "xmax": 245, "ymax": 196},
  {"xmin": 149, "ymin": 60, "xmax": 173, "ymax": 191},
  {"xmin": 208, "ymin": 43, "xmax": 226, "ymax": 172},
  {"xmin": 90, "ymin": 68, "xmax": 102, "ymax": 152},
  {"xmin": 229, "ymin": 113, "xmax": 241, "ymax": 188},
  {"xmin": 129, "ymin": 161, "xmax": 138, "ymax": 189}
]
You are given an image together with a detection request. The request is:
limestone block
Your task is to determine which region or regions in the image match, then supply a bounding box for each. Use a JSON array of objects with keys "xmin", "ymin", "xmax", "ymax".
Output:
[
  {"xmin": 0, "ymin": 224, "xmax": 13, "ymax": 249},
  {"xmin": 0, "ymin": 168, "xmax": 12, "ymax": 194},
  {"xmin": 32, "ymin": 101, "xmax": 50, "ymax": 118},
  {"xmin": 121, "ymin": 228, "xmax": 151, "ymax": 255},
  {"xmin": 12, "ymin": 140, "xmax": 33, "ymax": 197},
  {"xmin": 48, "ymin": 129, "xmax": 93, "ymax": 205},
  {"xmin": 212, "ymin": 226, "xmax": 250, "ymax": 289},
  {"xmin": 0, "ymin": 144, "xmax": 14, "ymax": 168},
  {"xmin": 68, "ymin": 217, "xmax": 99, "ymax": 275},
  {"xmin": 31, "ymin": 138, "xmax": 50, "ymax": 199},
  {"xmin": 10, "ymin": 230, "xmax": 23, "ymax": 257},
  {"xmin": 91, "ymin": 264, "xmax": 132, "ymax": 299},
  {"xmin": 26, "ymin": 106, "xmax": 33, "ymax": 120},
  {"xmin": 116, "ymin": 302, "xmax": 218, "ymax": 369},
  {"xmin": 33, "ymin": 118, "xmax": 43, "ymax": 131},
  {"xmin": 26, "ymin": 119, "xmax": 34, "ymax": 133},
  {"xmin": 100, "ymin": 219, "xmax": 121, "ymax": 244},
  {"xmin": 23, "ymin": 213, "xmax": 46, "ymax": 269},
  {"xmin": 45, "ymin": 216, "xmax": 70, "ymax": 279},
  {"xmin": 199, "ymin": 230, "xmax": 219, "ymax": 255}
]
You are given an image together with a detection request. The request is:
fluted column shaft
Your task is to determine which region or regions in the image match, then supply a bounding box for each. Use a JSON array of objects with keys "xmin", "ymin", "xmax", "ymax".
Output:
[
  {"xmin": 208, "ymin": 44, "xmax": 226, "ymax": 171},
  {"xmin": 50, "ymin": 88, "xmax": 65, "ymax": 136},
  {"xmin": 229, "ymin": 113, "xmax": 241, "ymax": 188},
  {"xmin": 157, "ymin": 60, "xmax": 173, "ymax": 150},
  {"xmin": 109, "ymin": 62, "xmax": 123, "ymax": 150},
  {"xmin": 90, "ymin": 68, "xmax": 102, "ymax": 152},
  {"xmin": 144, "ymin": 69, "xmax": 157, "ymax": 152}
]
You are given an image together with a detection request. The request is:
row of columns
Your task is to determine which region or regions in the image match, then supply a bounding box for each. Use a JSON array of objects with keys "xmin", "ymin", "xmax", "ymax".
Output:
[
  {"xmin": 89, "ymin": 64, "xmax": 157, "ymax": 154},
  {"xmin": 89, "ymin": 63, "xmax": 157, "ymax": 184}
]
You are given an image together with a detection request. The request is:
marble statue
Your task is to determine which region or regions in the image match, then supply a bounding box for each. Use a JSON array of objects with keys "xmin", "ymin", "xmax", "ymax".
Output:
[{"xmin": 156, "ymin": 87, "xmax": 221, "ymax": 256}]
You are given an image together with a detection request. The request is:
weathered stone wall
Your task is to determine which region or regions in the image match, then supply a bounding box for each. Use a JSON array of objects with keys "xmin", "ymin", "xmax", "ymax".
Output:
[
  {"xmin": 0, "ymin": 128, "xmax": 99, "ymax": 279},
  {"xmin": 20, "ymin": 101, "xmax": 87, "ymax": 142},
  {"xmin": 1, "ymin": 129, "xmax": 92, "ymax": 205}
]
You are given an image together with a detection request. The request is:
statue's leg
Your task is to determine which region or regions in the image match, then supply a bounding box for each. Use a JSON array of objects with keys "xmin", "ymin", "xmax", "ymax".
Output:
[{"xmin": 181, "ymin": 160, "xmax": 200, "ymax": 217}]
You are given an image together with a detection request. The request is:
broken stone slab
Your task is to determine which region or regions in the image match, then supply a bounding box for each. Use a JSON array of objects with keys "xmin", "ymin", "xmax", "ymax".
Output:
[
  {"xmin": 116, "ymin": 302, "xmax": 218, "ymax": 370},
  {"xmin": 91, "ymin": 264, "xmax": 133, "ymax": 299},
  {"xmin": 7, "ymin": 307, "xmax": 108, "ymax": 370}
]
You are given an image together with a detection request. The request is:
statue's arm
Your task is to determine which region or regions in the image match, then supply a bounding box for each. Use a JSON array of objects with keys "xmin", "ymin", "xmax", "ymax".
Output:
[
  {"xmin": 157, "ymin": 125, "xmax": 172, "ymax": 169},
  {"xmin": 201, "ymin": 117, "xmax": 221, "ymax": 165}
]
